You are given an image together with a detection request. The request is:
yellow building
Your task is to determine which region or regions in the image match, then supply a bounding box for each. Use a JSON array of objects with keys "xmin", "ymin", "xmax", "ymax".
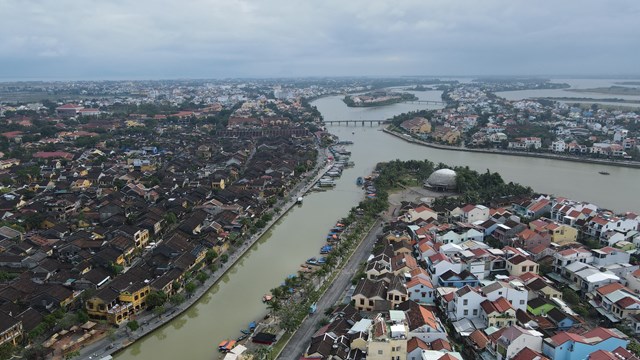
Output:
[
  {"xmin": 506, "ymin": 255, "xmax": 539, "ymax": 276},
  {"xmin": 367, "ymin": 316, "xmax": 407, "ymax": 360},
  {"xmin": 85, "ymin": 270, "xmax": 152, "ymax": 325},
  {"xmin": 0, "ymin": 312, "xmax": 23, "ymax": 346}
]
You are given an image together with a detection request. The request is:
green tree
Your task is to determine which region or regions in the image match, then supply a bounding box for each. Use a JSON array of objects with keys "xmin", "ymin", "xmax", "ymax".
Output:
[
  {"xmin": 127, "ymin": 320, "xmax": 140, "ymax": 331},
  {"xmin": 146, "ymin": 291, "xmax": 167, "ymax": 308},
  {"xmin": 185, "ymin": 282, "xmax": 197, "ymax": 294},
  {"xmin": 196, "ymin": 271, "xmax": 208, "ymax": 284},
  {"xmin": 170, "ymin": 293, "xmax": 185, "ymax": 305}
]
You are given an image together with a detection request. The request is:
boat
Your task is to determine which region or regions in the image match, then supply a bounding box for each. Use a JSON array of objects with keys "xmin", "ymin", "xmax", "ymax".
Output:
[
  {"xmin": 218, "ymin": 340, "xmax": 236, "ymax": 352},
  {"xmin": 356, "ymin": 177, "xmax": 364, "ymax": 186},
  {"xmin": 306, "ymin": 257, "xmax": 318, "ymax": 265},
  {"xmin": 262, "ymin": 294, "xmax": 273, "ymax": 302},
  {"xmin": 599, "ymin": 171, "xmax": 610, "ymax": 175},
  {"xmin": 249, "ymin": 322, "xmax": 257, "ymax": 332},
  {"xmin": 240, "ymin": 329, "xmax": 250, "ymax": 335},
  {"xmin": 236, "ymin": 334, "xmax": 248, "ymax": 342}
]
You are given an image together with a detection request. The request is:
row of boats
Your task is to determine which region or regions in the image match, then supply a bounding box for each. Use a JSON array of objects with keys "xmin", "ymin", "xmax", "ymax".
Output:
[
  {"xmin": 317, "ymin": 143, "xmax": 354, "ymax": 188},
  {"xmin": 217, "ymin": 321, "xmax": 257, "ymax": 352}
]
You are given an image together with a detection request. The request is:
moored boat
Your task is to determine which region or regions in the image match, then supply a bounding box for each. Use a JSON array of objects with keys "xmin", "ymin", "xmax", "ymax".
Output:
[
  {"xmin": 599, "ymin": 171, "xmax": 610, "ymax": 175},
  {"xmin": 262, "ymin": 294, "xmax": 273, "ymax": 302},
  {"xmin": 218, "ymin": 339, "xmax": 236, "ymax": 352},
  {"xmin": 356, "ymin": 176, "xmax": 364, "ymax": 186}
]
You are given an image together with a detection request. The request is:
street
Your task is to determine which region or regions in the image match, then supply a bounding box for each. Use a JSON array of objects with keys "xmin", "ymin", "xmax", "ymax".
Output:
[{"xmin": 277, "ymin": 216, "xmax": 386, "ymax": 360}]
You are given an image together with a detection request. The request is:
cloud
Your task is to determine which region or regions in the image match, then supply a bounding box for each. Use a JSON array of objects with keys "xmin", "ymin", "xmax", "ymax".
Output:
[{"xmin": 0, "ymin": 0, "xmax": 639, "ymax": 79}]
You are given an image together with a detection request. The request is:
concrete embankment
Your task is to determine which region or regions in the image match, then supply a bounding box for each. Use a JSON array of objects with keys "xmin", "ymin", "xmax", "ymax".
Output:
[{"xmin": 383, "ymin": 128, "xmax": 640, "ymax": 169}]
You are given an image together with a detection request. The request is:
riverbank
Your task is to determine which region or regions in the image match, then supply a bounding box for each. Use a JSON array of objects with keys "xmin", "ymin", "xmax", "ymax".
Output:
[
  {"xmin": 75, "ymin": 148, "xmax": 333, "ymax": 360},
  {"xmin": 383, "ymin": 127, "xmax": 640, "ymax": 169}
]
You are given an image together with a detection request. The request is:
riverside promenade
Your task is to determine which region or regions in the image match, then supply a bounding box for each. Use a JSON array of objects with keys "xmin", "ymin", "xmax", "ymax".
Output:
[
  {"xmin": 74, "ymin": 148, "xmax": 332, "ymax": 360},
  {"xmin": 383, "ymin": 128, "xmax": 640, "ymax": 169}
]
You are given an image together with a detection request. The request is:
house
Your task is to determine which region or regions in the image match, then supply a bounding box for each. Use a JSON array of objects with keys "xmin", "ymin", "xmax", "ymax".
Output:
[
  {"xmin": 399, "ymin": 301, "xmax": 448, "ymax": 343},
  {"xmin": 450, "ymin": 285, "xmax": 485, "ymax": 321},
  {"xmin": 591, "ymin": 283, "xmax": 640, "ymax": 324},
  {"xmin": 406, "ymin": 276, "xmax": 435, "ymax": 305},
  {"xmin": 592, "ymin": 247, "xmax": 631, "ymax": 267},
  {"xmin": 493, "ymin": 325, "xmax": 544, "ymax": 360},
  {"xmin": 352, "ymin": 279, "xmax": 387, "ymax": 311},
  {"xmin": 506, "ymin": 255, "xmax": 539, "ymax": 276},
  {"xmin": 366, "ymin": 315, "xmax": 408, "ymax": 360},
  {"xmin": 546, "ymin": 308, "xmax": 576, "ymax": 330},
  {"xmin": 401, "ymin": 117, "xmax": 432, "ymax": 134},
  {"xmin": 553, "ymin": 248, "xmax": 593, "ymax": 274},
  {"xmin": 524, "ymin": 278, "xmax": 563, "ymax": 301},
  {"xmin": 427, "ymin": 253, "xmax": 463, "ymax": 284},
  {"xmin": 461, "ymin": 204, "xmax": 490, "ymax": 223},
  {"xmin": 482, "ymin": 280, "xmax": 528, "ymax": 311},
  {"xmin": 480, "ymin": 297, "xmax": 516, "ymax": 328},
  {"xmin": 405, "ymin": 205, "xmax": 438, "ymax": 223},
  {"xmin": 542, "ymin": 328, "xmax": 629, "ymax": 360},
  {"xmin": 438, "ymin": 270, "xmax": 479, "ymax": 288},
  {"xmin": 528, "ymin": 297, "xmax": 556, "ymax": 316},
  {"xmin": 0, "ymin": 311, "xmax": 23, "ymax": 346}
]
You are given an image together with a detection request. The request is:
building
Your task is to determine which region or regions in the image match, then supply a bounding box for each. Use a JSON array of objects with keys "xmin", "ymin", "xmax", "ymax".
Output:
[{"xmin": 542, "ymin": 328, "xmax": 628, "ymax": 360}]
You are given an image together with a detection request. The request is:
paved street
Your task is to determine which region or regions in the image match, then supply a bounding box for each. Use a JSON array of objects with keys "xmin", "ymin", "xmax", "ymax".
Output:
[{"xmin": 277, "ymin": 216, "xmax": 386, "ymax": 360}]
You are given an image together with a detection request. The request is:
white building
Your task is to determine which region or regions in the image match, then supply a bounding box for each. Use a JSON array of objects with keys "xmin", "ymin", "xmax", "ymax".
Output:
[{"xmin": 551, "ymin": 140, "xmax": 566, "ymax": 152}]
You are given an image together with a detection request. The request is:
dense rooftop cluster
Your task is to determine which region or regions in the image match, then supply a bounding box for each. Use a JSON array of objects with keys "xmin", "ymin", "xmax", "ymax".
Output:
[{"xmin": 299, "ymin": 187, "xmax": 640, "ymax": 360}]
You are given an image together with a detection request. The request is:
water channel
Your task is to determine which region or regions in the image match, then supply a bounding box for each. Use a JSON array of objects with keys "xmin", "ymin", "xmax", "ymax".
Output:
[{"xmin": 116, "ymin": 87, "xmax": 640, "ymax": 360}]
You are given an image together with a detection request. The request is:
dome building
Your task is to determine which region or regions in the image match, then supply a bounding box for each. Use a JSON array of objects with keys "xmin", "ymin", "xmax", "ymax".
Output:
[{"xmin": 424, "ymin": 169, "xmax": 457, "ymax": 191}]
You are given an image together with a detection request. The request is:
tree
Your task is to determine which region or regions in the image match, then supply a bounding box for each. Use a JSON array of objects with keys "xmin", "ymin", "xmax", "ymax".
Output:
[
  {"xmin": 170, "ymin": 294, "xmax": 185, "ymax": 305},
  {"xmin": 153, "ymin": 305, "xmax": 166, "ymax": 316},
  {"xmin": 127, "ymin": 320, "xmax": 140, "ymax": 331},
  {"xmin": 185, "ymin": 282, "xmax": 197, "ymax": 294},
  {"xmin": 196, "ymin": 271, "xmax": 208, "ymax": 284},
  {"xmin": 64, "ymin": 350, "xmax": 80, "ymax": 360},
  {"xmin": 562, "ymin": 288, "xmax": 580, "ymax": 305},
  {"xmin": 220, "ymin": 254, "xmax": 229, "ymax": 263},
  {"xmin": 146, "ymin": 291, "xmax": 167, "ymax": 308}
]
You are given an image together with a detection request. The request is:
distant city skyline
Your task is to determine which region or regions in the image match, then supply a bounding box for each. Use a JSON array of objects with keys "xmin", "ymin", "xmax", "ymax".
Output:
[{"xmin": 1, "ymin": 0, "xmax": 639, "ymax": 80}]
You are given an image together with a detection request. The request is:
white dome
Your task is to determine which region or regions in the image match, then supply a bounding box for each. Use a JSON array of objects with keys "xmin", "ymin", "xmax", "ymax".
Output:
[{"xmin": 426, "ymin": 169, "xmax": 457, "ymax": 189}]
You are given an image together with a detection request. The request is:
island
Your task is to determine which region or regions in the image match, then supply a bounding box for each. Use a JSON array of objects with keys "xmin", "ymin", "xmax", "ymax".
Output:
[{"xmin": 343, "ymin": 91, "xmax": 418, "ymax": 107}]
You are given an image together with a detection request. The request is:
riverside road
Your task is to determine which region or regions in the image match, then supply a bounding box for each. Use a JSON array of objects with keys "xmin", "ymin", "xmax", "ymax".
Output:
[{"xmin": 277, "ymin": 213, "xmax": 390, "ymax": 360}]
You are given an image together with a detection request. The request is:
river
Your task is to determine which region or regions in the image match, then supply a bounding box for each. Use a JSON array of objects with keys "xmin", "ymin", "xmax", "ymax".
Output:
[{"xmin": 115, "ymin": 88, "xmax": 640, "ymax": 360}]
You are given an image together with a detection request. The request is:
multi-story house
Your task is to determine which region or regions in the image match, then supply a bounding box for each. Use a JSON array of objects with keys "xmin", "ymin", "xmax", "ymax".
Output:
[
  {"xmin": 482, "ymin": 280, "xmax": 528, "ymax": 311},
  {"xmin": 450, "ymin": 285, "xmax": 485, "ymax": 321},
  {"xmin": 427, "ymin": 253, "xmax": 463, "ymax": 284},
  {"xmin": 366, "ymin": 314, "xmax": 408, "ymax": 360},
  {"xmin": 406, "ymin": 276, "xmax": 435, "ymax": 305},
  {"xmin": 399, "ymin": 301, "xmax": 448, "ymax": 343},
  {"xmin": 592, "ymin": 246, "xmax": 631, "ymax": 267},
  {"xmin": 542, "ymin": 328, "xmax": 628, "ymax": 360},
  {"xmin": 492, "ymin": 325, "xmax": 544, "ymax": 360},
  {"xmin": 480, "ymin": 297, "xmax": 516, "ymax": 328},
  {"xmin": 0, "ymin": 311, "xmax": 23, "ymax": 346},
  {"xmin": 352, "ymin": 278, "xmax": 388, "ymax": 312},
  {"xmin": 506, "ymin": 255, "xmax": 539, "ymax": 276},
  {"xmin": 591, "ymin": 283, "xmax": 640, "ymax": 322},
  {"xmin": 460, "ymin": 204, "xmax": 490, "ymax": 223},
  {"xmin": 553, "ymin": 248, "xmax": 593, "ymax": 274}
]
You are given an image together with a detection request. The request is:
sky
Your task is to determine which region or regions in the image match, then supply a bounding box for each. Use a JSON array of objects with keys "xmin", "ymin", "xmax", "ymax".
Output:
[{"xmin": 1, "ymin": 0, "xmax": 639, "ymax": 80}]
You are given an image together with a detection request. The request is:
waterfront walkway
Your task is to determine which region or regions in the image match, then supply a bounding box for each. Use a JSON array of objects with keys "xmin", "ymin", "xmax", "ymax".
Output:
[{"xmin": 74, "ymin": 148, "xmax": 332, "ymax": 360}]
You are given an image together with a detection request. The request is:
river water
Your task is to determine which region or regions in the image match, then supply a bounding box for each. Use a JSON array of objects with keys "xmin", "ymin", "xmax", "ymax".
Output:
[{"xmin": 115, "ymin": 88, "xmax": 640, "ymax": 360}]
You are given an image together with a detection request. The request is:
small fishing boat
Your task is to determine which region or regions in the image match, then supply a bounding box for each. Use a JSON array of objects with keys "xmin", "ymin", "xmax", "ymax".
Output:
[
  {"xmin": 236, "ymin": 334, "xmax": 248, "ymax": 342},
  {"xmin": 306, "ymin": 257, "xmax": 318, "ymax": 265},
  {"xmin": 356, "ymin": 176, "xmax": 364, "ymax": 186},
  {"xmin": 262, "ymin": 294, "xmax": 273, "ymax": 302},
  {"xmin": 599, "ymin": 171, "xmax": 610, "ymax": 175},
  {"xmin": 218, "ymin": 340, "xmax": 236, "ymax": 352},
  {"xmin": 241, "ymin": 329, "xmax": 250, "ymax": 335}
]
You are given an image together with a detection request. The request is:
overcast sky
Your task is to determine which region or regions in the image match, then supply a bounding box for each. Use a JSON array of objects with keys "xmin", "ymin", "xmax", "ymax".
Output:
[{"xmin": 1, "ymin": 0, "xmax": 639, "ymax": 80}]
